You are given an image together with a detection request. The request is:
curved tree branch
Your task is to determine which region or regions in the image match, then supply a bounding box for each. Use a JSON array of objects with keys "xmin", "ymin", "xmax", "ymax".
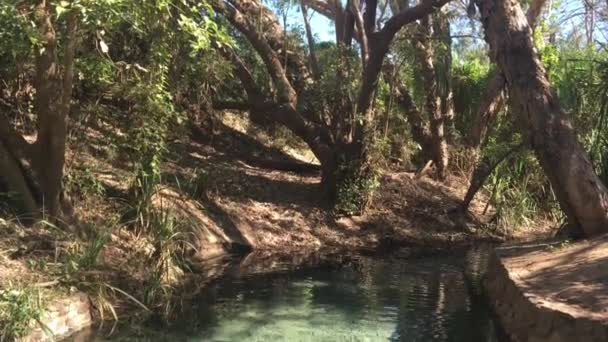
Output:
[
  {"xmin": 301, "ymin": 0, "xmax": 335, "ymax": 19},
  {"xmin": 210, "ymin": 0, "xmax": 298, "ymax": 106},
  {"xmin": 380, "ymin": 0, "xmax": 451, "ymax": 40}
]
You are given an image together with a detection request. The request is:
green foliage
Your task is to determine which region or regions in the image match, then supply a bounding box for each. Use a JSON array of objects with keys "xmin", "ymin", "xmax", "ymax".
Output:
[
  {"xmin": 307, "ymin": 44, "xmax": 362, "ymax": 120},
  {"xmin": 61, "ymin": 229, "xmax": 111, "ymax": 274},
  {"xmin": 485, "ymin": 149, "xmax": 561, "ymax": 228},
  {"xmin": 591, "ymin": 61, "xmax": 608, "ymax": 185},
  {"xmin": 547, "ymin": 46, "xmax": 608, "ymax": 185},
  {"xmin": 335, "ymin": 170, "xmax": 380, "ymax": 216},
  {"xmin": 452, "ymin": 59, "xmax": 492, "ymax": 137},
  {"xmin": 77, "ymin": 230, "xmax": 111, "ymax": 269},
  {"xmin": 65, "ymin": 167, "xmax": 106, "ymax": 197},
  {"xmin": 131, "ymin": 203, "xmax": 193, "ymax": 322},
  {"xmin": 333, "ymin": 148, "xmax": 381, "ymax": 216},
  {"xmin": 0, "ymin": 4, "xmax": 39, "ymax": 64},
  {"xmin": 0, "ymin": 286, "xmax": 46, "ymax": 341}
]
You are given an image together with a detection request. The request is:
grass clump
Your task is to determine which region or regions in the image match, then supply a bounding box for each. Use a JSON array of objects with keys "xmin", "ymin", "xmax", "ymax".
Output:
[{"xmin": 0, "ymin": 285, "xmax": 46, "ymax": 341}]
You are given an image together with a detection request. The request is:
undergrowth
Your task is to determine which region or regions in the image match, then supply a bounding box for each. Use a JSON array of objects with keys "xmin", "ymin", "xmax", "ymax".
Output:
[{"xmin": 0, "ymin": 285, "xmax": 46, "ymax": 341}]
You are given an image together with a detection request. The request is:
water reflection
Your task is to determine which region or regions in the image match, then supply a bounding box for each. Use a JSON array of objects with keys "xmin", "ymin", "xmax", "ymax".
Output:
[{"xmin": 89, "ymin": 252, "xmax": 499, "ymax": 341}]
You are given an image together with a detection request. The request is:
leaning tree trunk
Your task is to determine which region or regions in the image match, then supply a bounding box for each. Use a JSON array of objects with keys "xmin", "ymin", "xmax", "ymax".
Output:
[
  {"xmin": 461, "ymin": 0, "xmax": 548, "ymax": 212},
  {"xmin": 476, "ymin": 0, "xmax": 608, "ymax": 236},
  {"xmin": 300, "ymin": 1, "xmax": 320, "ymax": 79},
  {"xmin": 467, "ymin": 0, "xmax": 547, "ymax": 155},
  {"xmin": 394, "ymin": 79, "xmax": 434, "ymax": 160},
  {"xmin": 382, "ymin": 63, "xmax": 434, "ymax": 162}
]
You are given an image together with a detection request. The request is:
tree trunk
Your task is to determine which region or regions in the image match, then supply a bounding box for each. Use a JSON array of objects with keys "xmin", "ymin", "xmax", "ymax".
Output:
[
  {"xmin": 467, "ymin": 73, "xmax": 506, "ymax": 153},
  {"xmin": 0, "ymin": 5, "xmax": 77, "ymax": 221},
  {"xmin": 467, "ymin": 0, "xmax": 547, "ymax": 154},
  {"xmin": 433, "ymin": 12, "xmax": 455, "ymax": 141},
  {"xmin": 0, "ymin": 142, "xmax": 38, "ymax": 215},
  {"xmin": 461, "ymin": 143, "xmax": 523, "ymax": 212},
  {"xmin": 382, "ymin": 65, "xmax": 434, "ymax": 161},
  {"xmin": 31, "ymin": 9, "xmax": 76, "ymax": 218},
  {"xmin": 476, "ymin": 0, "xmax": 608, "ymax": 236},
  {"xmin": 320, "ymin": 143, "xmax": 374, "ymax": 215},
  {"xmin": 415, "ymin": 16, "xmax": 449, "ymax": 180}
]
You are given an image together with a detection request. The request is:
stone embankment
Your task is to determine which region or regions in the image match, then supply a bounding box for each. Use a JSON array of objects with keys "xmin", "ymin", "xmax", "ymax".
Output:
[
  {"xmin": 18, "ymin": 293, "xmax": 92, "ymax": 342},
  {"xmin": 483, "ymin": 236, "xmax": 608, "ymax": 342}
]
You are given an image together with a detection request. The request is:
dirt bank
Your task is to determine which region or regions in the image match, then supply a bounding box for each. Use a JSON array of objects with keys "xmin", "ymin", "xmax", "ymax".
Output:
[{"xmin": 0, "ymin": 114, "xmax": 557, "ymax": 336}]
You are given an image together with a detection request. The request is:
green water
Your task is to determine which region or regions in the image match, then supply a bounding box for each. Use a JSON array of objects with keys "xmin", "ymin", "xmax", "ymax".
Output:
[{"xmin": 89, "ymin": 252, "xmax": 499, "ymax": 341}]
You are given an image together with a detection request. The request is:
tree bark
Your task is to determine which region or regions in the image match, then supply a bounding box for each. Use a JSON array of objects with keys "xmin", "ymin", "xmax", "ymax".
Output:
[
  {"xmin": 0, "ymin": 4, "xmax": 77, "ymax": 221},
  {"xmin": 467, "ymin": 73, "xmax": 506, "ymax": 151},
  {"xmin": 433, "ymin": 12, "xmax": 455, "ymax": 140},
  {"xmin": 382, "ymin": 64, "xmax": 433, "ymax": 159},
  {"xmin": 415, "ymin": 16, "xmax": 449, "ymax": 179},
  {"xmin": 461, "ymin": 143, "xmax": 523, "ymax": 212},
  {"xmin": 32, "ymin": 8, "xmax": 76, "ymax": 218},
  {"xmin": 467, "ymin": 0, "xmax": 547, "ymax": 153},
  {"xmin": 475, "ymin": 0, "xmax": 608, "ymax": 236}
]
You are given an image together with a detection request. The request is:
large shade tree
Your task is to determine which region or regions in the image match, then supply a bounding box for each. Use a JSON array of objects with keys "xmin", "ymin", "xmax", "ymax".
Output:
[{"xmin": 208, "ymin": 0, "xmax": 449, "ymax": 213}]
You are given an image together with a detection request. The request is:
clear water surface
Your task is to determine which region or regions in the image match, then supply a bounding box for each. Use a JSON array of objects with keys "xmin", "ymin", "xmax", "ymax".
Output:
[{"xmin": 85, "ymin": 252, "xmax": 500, "ymax": 342}]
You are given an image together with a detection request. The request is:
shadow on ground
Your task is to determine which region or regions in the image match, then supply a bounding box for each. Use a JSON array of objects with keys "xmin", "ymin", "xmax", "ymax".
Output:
[{"xmin": 151, "ymin": 122, "xmax": 505, "ymax": 260}]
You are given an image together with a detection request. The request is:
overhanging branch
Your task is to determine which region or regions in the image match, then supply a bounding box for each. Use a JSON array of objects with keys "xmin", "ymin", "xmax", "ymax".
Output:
[{"xmin": 380, "ymin": 0, "xmax": 451, "ymax": 42}]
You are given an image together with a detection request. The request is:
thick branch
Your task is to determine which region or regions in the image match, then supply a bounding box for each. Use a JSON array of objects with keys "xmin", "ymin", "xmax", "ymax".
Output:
[
  {"xmin": 526, "ymin": 0, "xmax": 547, "ymax": 28},
  {"xmin": 380, "ymin": 0, "xmax": 451, "ymax": 40},
  {"xmin": 301, "ymin": 0, "xmax": 335, "ymax": 19},
  {"xmin": 0, "ymin": 141, "xmax": 38, "ymax": 214},
  {"xmin": 60, "ymin": 12, "xmax": 77, "ymax": 122},
  {"xmin": 393, "ymin": 78, "xmax": 433, "ymax": 154},
  {"xmin": 214, "ymin": 41, "xmax": 333, "ymax": 164},
  {"xmin": 228, "ymin": 0, "xmax": 313, "ymax": 92},
  {"xmin": 210, "ymin": 0, "xmax": 298, "ymax": 105},
  {"xmin": 461, "ymin": 143, "xmax": 523, "ymax": 211},
  {"xmin": 355, "ymin": 0, "xmax": 451, "ymax": 119},
  {"xmin": 212, "ymin": 101, "xmax": 251, "ymax": 111},
  {"xmin": 343, "ymin": 4, "xmax": 356, "ymax": 46},
  {"xmin": 214, "ymin": 43, "xmax": 266, "ymax": 105}
]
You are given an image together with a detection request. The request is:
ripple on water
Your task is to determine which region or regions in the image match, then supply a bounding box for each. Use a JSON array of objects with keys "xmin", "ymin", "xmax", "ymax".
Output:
[{"xmin": 93, "ymin": 253, "xmax": 499, "ymax": 342}]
